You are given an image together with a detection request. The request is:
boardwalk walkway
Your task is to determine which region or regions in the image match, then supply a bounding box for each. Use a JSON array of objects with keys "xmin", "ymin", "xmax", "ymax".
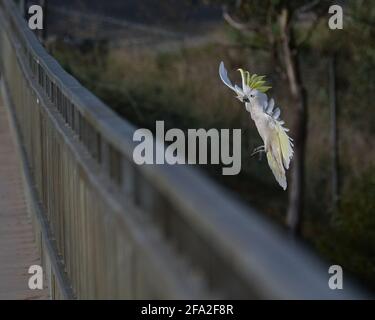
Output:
[{"xmin": 0, "ymin": 90, "xmax": 49, "ymax": 299}]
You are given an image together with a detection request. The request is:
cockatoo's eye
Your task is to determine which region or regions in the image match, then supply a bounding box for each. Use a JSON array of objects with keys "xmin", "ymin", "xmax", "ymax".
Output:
[{"xmin": 250, "ymin": 94, "xmax": 255, "ymax": 98}]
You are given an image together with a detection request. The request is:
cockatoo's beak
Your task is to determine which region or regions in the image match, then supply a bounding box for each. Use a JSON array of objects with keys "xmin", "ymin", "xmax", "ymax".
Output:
[{"xmin": 237, "ymin": 95, "xmax": 249, "ymax": 103}]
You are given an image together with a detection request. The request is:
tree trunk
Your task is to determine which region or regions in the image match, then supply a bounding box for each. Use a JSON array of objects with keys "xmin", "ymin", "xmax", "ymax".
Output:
[
  {"xmin": 329, "ymin": 54, "xmax": 339, "ymax": 214},
  {"xmin": 19, "ymin": 0, "xmax": 26, "ymax": 19},
  {"xmin": 279, "ymin": 8, "xmax": 308, "ymax": 235}
]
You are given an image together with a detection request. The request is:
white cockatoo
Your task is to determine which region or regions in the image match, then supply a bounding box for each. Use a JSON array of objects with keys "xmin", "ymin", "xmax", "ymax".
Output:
[{"xmin": 219, "ymin": 61, "xmax": 293, "ymax": 190}]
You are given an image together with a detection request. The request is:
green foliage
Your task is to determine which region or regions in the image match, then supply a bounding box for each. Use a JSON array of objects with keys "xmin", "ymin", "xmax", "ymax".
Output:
[
  {"xmin": 206, "ymin": 0, "xmax": 331, "ymax": 46},
  {"xmin": 338, "ymin": 169, "xmax": 375, "ymax": 244},
  {"xmin": 315, "ymin": 168, "xmax": 375, "ymax": 288}
]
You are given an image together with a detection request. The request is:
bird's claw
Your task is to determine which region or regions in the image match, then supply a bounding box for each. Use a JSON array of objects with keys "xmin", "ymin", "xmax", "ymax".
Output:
[{"xmin": 251, "ymin": 146, "xmax": 265, "ymax": 157}]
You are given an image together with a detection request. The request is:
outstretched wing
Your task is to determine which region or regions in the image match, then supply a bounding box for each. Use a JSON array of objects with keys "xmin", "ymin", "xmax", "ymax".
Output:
[
  {"xmin": 263, "ymin": 98, "xmax": 294, "ymax": 190},
  {"xmin": 219, "ymin": 61, "xmax": 235, "ymax": 90},
  {"xmin": 263, "ymin": 98, "xmax": 294, "ymax": 170},
  {"xmin": 219, "ymin": 61, "xmax": 245, "ymax": 99},
  {"xmin": 266, "ymin": 120, "xmax": 293, "ymax": 190}
]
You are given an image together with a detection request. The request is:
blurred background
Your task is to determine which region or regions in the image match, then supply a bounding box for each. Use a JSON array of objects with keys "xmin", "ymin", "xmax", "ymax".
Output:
[{"xmin": 23, "ymin": 0, "xmax": 375, "ymax": 290}]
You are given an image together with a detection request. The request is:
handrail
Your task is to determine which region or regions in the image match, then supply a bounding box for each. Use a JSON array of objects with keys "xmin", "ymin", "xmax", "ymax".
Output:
[{"xmin": 0, "ymin": 0, "xmax": 368, "ymax": 299}]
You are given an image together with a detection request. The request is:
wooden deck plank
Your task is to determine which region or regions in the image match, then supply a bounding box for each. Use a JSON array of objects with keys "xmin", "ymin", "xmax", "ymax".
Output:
[{"xmin": 0, "ymin": 92, "xmax": 49, "ymax": 300}]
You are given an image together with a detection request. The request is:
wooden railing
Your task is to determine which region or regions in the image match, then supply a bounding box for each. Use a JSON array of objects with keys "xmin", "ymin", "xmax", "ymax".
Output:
[{"xmin": 0, "ymin": 0, "xmax": 367, "ymax": 299}]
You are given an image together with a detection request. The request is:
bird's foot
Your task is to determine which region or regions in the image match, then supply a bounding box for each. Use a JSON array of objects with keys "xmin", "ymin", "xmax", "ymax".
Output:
[{"xmin": 251, "ymin": 146, "xmax": 265, "ymax": 157}]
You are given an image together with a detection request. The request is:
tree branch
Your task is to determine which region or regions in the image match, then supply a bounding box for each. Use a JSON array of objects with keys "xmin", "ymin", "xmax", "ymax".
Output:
[
  {"xmin": 296, "ymin": 10, "xmax": 326, "ymax": 48},
  {"xmin": 222, "ymin": 5, "xmax": 261, "ymax": 34},
  {"xmin": 296, "ymin": 0, "xmax": 321, "ymax": 15},
  {"xmin": 280, "ymin": 8, "xmax": 299, "ymax": 97}
]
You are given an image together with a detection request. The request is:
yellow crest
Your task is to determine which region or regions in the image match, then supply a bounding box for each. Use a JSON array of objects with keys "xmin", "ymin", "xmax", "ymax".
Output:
[{"xmin": 238, "ymin": 68, "xmax": 272, "ymax": 93}]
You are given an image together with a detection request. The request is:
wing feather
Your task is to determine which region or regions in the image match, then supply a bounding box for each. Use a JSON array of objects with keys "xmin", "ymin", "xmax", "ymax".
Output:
[
  {"xmin": 275, "ymin": 122, "xmax": 294, "ymax": 170},
  {"xmin": 264, "ymin": 97, "xmax": 294, "ymax": 171},
  {"xmin": 265, "ymin": 110, "xmax": 293, "ymax": 189},
  {"xmin": 219, "ymin": 61, "xmax": 235, "ymax": 91},
  {"xmin": 219, "ymin": 61, "xmax": 246, "ymax": 99},
  {"xmin": 266, "ymin": 99, "xmax": 275, "ymax": 114},
  {"xmin": 272, "ymin": 108, "xmax": 281, "ymax": 120},
  {"xmin": 266, "ymin": 150, "xmax": 287, "ymax": 190}
]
